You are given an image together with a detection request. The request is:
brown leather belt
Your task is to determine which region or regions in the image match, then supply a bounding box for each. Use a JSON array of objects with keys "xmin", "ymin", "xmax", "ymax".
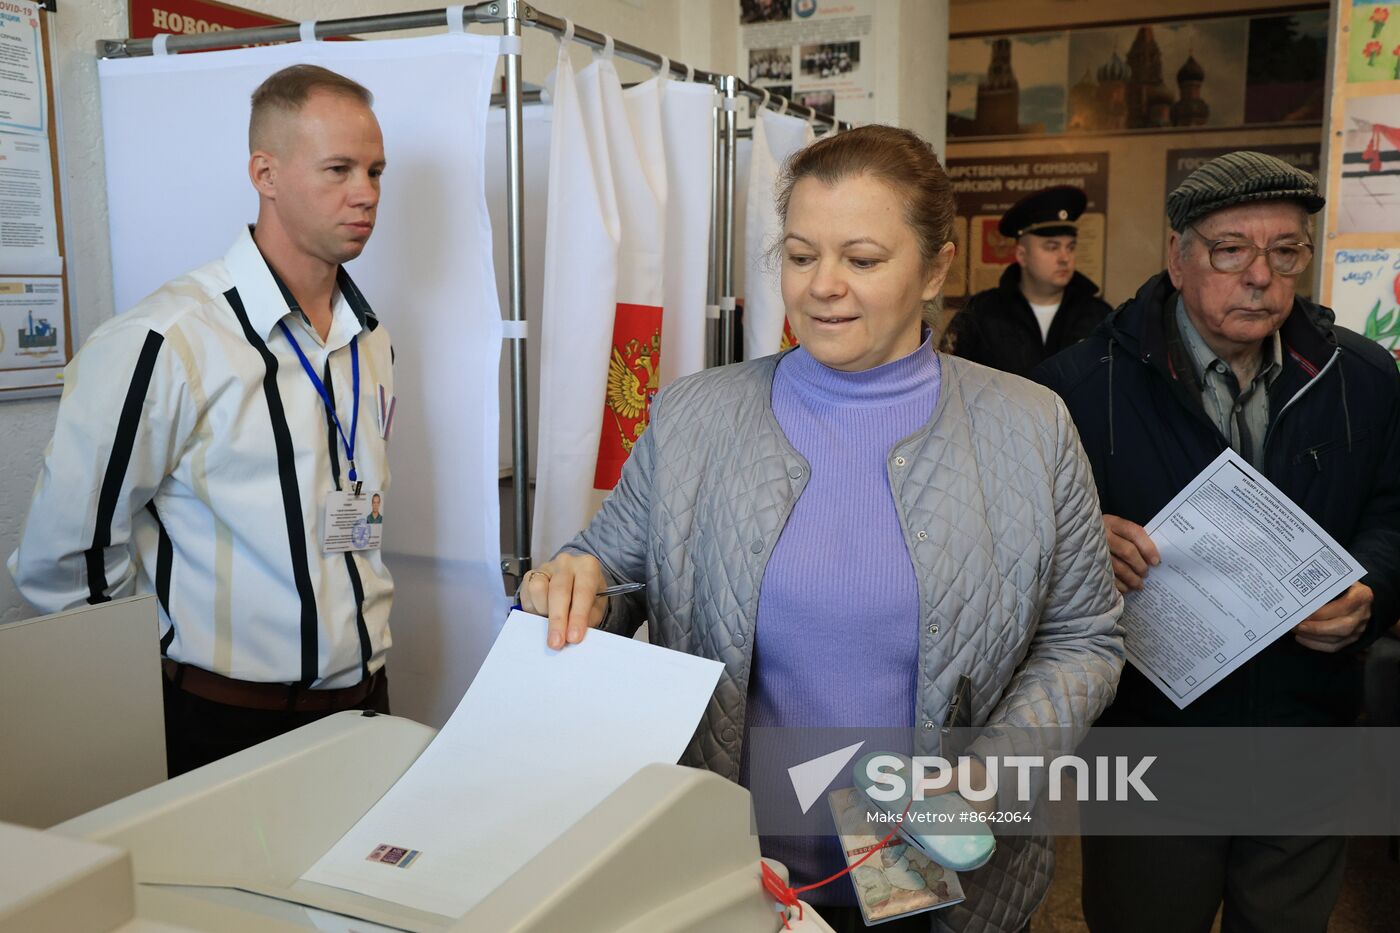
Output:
[{"xmin": 162, "ymin": 658, "xmax": 383, "ymax": 712}]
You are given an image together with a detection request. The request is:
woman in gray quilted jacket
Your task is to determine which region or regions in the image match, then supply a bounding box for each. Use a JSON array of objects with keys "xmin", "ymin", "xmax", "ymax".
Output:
[{"xmin": 520, "ymin": 125, "xmax": 1124, "ymax": 933}]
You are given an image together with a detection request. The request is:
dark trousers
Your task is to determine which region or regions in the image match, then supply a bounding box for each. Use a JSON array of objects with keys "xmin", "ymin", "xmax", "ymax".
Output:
[
  {"xmin": 162, "ymin": 672, "xmax": 390, "ymax": 777},
  {"xmin": 1081, "ymin": 835, "xmax": 1346, "ymax": 933},
  {"xmin": 816, "ymin": 905, "xmax": 1030, "ymax": 932}
]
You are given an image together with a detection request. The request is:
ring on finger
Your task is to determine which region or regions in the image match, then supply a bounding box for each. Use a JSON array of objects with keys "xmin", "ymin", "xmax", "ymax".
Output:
[{"xmin": 527, "ymin": 569, "xmax": 552, "ymax": 584}]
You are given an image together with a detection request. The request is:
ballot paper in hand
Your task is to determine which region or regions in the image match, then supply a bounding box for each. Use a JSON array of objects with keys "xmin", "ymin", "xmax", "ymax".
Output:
[
  {"xmin": 301, "ymin": 610, "xmax": 723, "ymax": 917},
  {"xmin": 1123, "ymin": 449, "xmax": 1365, "ymax": 709}
]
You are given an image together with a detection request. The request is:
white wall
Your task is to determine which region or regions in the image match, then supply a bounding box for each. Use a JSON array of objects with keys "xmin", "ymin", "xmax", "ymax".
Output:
[{"xmin": 1, "ymin": 0, "xmax": 949, "ymax": 623}]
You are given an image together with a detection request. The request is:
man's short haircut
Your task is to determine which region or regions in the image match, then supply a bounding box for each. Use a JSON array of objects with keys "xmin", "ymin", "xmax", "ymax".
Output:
[{"xmin": 249, "ymin": 64, "xmax": 373, "ymax": 153}]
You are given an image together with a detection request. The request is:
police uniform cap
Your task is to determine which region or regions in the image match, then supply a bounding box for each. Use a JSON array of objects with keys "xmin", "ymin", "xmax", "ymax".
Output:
[{"xmin": 997, "ymin": 186, "xmax": 1087, "ymax": 239}]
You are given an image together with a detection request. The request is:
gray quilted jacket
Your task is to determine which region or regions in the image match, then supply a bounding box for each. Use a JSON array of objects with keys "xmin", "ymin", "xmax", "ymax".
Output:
[{"xmin": 566, "ymin": 351, "xmax": 1124, "ymax": 932}]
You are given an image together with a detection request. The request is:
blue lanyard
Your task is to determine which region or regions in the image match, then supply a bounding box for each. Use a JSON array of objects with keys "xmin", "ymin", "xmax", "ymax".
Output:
[{"xmin": 278, "ymin": 321, "xmax": 360, "ymax": 484}]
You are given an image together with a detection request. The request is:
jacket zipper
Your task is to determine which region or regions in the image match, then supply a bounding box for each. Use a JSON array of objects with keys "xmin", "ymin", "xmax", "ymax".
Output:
[
  {"xmin": 1261, "ymin": 347, "xmax": 1340, "ymax": 461},
  {"xmin": 1253, "ymin": 346, "xmax": 1339, "ymax": 723}
]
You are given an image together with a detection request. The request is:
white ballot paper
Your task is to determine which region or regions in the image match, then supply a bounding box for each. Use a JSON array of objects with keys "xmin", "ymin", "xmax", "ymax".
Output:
[
  {"xmin": 301, "ymin": 610, "xmax": 723, "ymax": 917},
  {"xmin": 1123, "ymin": 449, "xmax": 1364, "ymax": 709}
]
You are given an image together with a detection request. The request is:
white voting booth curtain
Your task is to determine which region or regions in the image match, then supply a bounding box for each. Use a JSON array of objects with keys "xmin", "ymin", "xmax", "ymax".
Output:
[
  {"xmin": 658, "ymin": 80, "xmax": 715, "ymax": 386},
  {"xmin": 531, "ymin": 42, "xmax": 618, "ymax": 566},
  {"xmin": 97, "ymin": 33, "xmax": 507, "ymax": 728},
  {"xmin": 531, "ymin": 44, "xmax": 712, "ymax": 564},
  {"xmin": 743, "ymin": 109, "xmax": 814, "ymax": 361}
]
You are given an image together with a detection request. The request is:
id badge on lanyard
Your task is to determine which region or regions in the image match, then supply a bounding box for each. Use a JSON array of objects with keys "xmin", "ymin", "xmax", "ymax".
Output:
[{"xmin": 278, "ymin": 321, "xmax": 385, "ymax": 553}]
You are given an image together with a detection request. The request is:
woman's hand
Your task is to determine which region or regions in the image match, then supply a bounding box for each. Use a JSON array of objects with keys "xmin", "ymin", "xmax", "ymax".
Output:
[{"xmin": 518, "ymin": 552, "xmax": 609, "ymax": 649}]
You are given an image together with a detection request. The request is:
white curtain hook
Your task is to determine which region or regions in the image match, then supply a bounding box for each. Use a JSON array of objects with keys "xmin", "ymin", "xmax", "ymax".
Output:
[
  {"xmin": 777, "ymin": 95, "xmax": 789, "ymax": 115},
  {"xmin": 760, "ymin": 88, "xmax": 771, "ymax": 111},
  {"xmin": 684, "ymin": 63, "xmax": 694, "ymax": 82},
  {"xmin": 601, "ymin": 33, "xmax": 615, "ymax": 59},
  {"xmin": 152, "ymin": 33, "xmax": 172, "ymax": 56},
  {"xmin": 656, "ymin": 54, "xmax": 670, "ymax": 78},
  {"xmin": 561, "ymin": 18, "xmax": 574, "ymax": 44},
  {"xmin": 445, "ymin": 5, "xmax": 465, "ymax": 33},
  {"xmin": 298, "ymin": 20, "xmax": 317, "ymax": 43}
]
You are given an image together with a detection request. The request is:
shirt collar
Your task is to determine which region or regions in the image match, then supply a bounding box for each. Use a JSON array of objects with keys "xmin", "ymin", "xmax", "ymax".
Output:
[
  {"xmin": 223, "ymin": 226, "xmax": 373, "ymax": 348},
  {"xmin": 1174, "ymin": 295, "xmax": 1282, "ymax": 387}
]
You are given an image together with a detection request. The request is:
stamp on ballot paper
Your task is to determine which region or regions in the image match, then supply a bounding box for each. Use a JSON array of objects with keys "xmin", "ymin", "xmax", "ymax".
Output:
[{"xmin": 366, "ymin": 844, "xmax": 421, "ymax": 868}]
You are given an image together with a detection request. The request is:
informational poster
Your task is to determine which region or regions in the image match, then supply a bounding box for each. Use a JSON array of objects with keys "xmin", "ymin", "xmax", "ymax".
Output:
[
  {"xmin": 127, "ymin": 0, "xmax": 289, "ymax": 39},
  {"xmin": 741, "ymin": 0, "xmax": 876, "ymax": 124},
  {"xmin": 0, "ymin": 0, "xmax": 46, "ymax": 136},
  {"xmin": 0, "ymin": 4, "xmax": 66, "ymax": 400},
  {"xmin": 944, "ymin": 152, "xmax": 1108, "ymax": 300},
  {"xmin": 1331, "ymin": 247, "xmax": 1400, "ymax": 365},
  {"xmin": 0, "ymin": 130, "xmax": 58, "ymax": 272},
  {"xmin": 0, "ymin": 276, "xmax": 63, "ymax": 390}
]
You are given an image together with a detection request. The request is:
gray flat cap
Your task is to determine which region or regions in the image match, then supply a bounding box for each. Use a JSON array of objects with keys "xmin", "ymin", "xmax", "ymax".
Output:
[{"xmin": 1166, "ymin": 150, "xmax": 1324, "ymax": 232}]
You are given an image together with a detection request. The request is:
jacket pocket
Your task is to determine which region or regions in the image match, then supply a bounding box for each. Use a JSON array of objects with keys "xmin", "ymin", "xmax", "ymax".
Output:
[{"xmin": 1291, "ymin": 428, "xmax": 1374, "ymax": 471}]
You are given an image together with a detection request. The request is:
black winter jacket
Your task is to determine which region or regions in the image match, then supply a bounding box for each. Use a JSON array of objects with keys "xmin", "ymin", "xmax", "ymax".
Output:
[
  {"xmin": 1035, "ymin": 271, "xmax": 1400, "ymax": 726},
  {"xmin": 944, "ymin": 263, "xmax": 1112, "ymax": 378}
]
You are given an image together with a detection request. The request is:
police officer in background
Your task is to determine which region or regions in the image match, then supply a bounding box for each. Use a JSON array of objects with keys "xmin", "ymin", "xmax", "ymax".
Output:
[{"xmin": 943, "ymin": 185, "xmax": 1112, "ymax": 378}]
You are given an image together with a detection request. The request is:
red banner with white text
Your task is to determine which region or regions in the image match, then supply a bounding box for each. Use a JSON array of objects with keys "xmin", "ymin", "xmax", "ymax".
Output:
[{"xmin": 128, "ymin": 0, "xmax": 289, "ymax": 39}]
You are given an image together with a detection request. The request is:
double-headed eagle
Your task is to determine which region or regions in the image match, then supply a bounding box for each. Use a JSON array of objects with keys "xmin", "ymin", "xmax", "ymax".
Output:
[{"xmin": 605, "ymin": 335, "xmax": 661, "ymax": 452}]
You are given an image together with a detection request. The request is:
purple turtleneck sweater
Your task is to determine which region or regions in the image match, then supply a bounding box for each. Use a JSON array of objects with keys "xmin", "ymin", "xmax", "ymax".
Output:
[{"xmin": 745, "ymin": 335, "xmax": 940, "ymax": 904}]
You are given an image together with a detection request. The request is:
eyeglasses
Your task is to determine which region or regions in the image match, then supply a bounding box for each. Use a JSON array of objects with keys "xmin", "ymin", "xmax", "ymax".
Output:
[{"xmin": 1188, "ymin": 225, "xmax": 1314, "ymax": 276}]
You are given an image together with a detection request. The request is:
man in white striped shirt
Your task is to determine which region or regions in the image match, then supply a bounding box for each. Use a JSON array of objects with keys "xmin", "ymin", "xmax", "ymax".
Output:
[{"xmin": 8, "ymin": 65, "xmax": 395, "ymax": 775}]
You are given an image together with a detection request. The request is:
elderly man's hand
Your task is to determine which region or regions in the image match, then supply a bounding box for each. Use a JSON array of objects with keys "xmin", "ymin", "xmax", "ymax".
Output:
[
  {"xmin": 517, "ymin": 552, "xmax": 609, "ymax": 649},
  {"xmin": 1293, "ymin": 582, "xmax": 1372, "ymax": 653},
  {"xmin": 1103, "ymin": 514, "xmax": 1160, "ymax": 594}
]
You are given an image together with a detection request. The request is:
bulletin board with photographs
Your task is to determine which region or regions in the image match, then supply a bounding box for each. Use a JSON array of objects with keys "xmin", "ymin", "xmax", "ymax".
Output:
[
  {"xmin": 1320, "ymin": 0, "xmax": 1400, "ymax": 366},
  {"xmin": 740, "ymin": 0, "xmax": 877, "ymax": 125},
  {"xmin": 0, "ymin": 1, "xmax": 71, "ymax": 400},
  {"xmin": 947, "ymin": 6, "xmax": 1328, "ymax": 141}
]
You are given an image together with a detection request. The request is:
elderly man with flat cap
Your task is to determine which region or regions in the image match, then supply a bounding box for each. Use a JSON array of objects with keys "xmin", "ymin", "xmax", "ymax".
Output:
[
  {"xmin": 1036, "ymin": 152, "xmax": 1400, "ymax": 931},
  {"xmin": 944, "ymin": 185, "xmax": 1111, "ymax": 377}
]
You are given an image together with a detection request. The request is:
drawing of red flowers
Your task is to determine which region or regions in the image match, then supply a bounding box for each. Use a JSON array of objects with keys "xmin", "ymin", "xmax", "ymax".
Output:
[
  {"xmin": 1374, "ymin": 7, "xmax": 1392, "ymax": 40},
  {"xmin": 1365, "ymin": 39, "xmax": 1385, "ymax": 64}
]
